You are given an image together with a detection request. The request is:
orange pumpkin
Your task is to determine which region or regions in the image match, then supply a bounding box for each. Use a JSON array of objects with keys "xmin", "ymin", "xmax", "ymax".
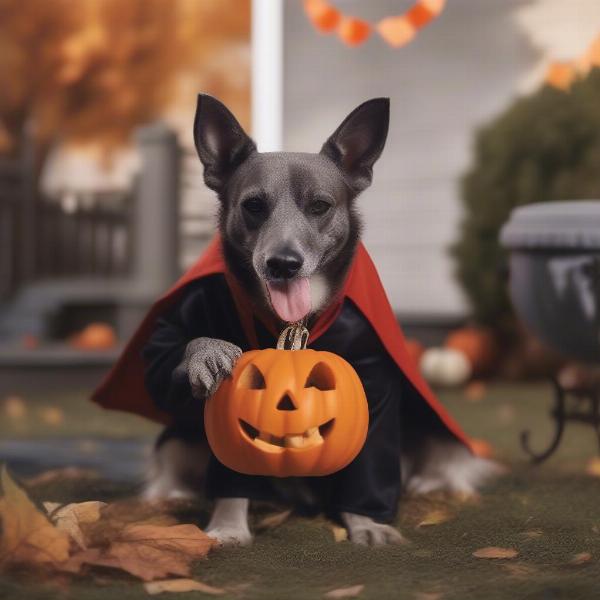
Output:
[
  {"xmin": 205, "ymin": 326, "xmax": 368, "ymax": 477},
  {"xmin": 445, "ymin": 327, "xmax": 497, "ymax": 376}
]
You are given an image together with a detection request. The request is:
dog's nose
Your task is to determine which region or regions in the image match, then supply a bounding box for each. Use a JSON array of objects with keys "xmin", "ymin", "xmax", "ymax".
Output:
[{"xmin": 266, "ymin": 251, "xmax": 303, "ymax": 280}]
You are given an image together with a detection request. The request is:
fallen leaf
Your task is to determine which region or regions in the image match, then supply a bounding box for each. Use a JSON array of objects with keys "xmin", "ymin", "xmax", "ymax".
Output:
[
  {"xmin": 59, "ymin": 547, "xmax": 122, "ymax": 574},
  {"xmin": 44, "ymin": 501, "xmax": 106, "ymax": 549},
  {"xmin": 39, "ymin": 407, "xmax": 64, "ymax": 426},
  {"xmin": 330, "ymin": 525, "xmax": 348, "ymax": 542},
  {"xmin": 144, "ymin": 578, "xmax": 225, "ymax": 595},
  {"xmin": 83, "ymin": 500, "xmax": 177, "ymax": 548},
  {"xmin": 473, "ymin": 546, "xmax": 518, "ymax": 559},
  {"xmin": 521, "ymin": 529, "xmax": 543, "ymax": 540},
  {"xmin": 569, "ymin": 552, "xmax": 592, "ymax": 565},
  {"xmin": 256, "ymin": 509, "xmax": 292, "ymax": 530},
  {"xmin": 586, "ymin": 457, "xmax": 600, "ymax": 477},
  {"xmin": 104, "ymin": 524, "xmax": 214, "ymax": 581},
  {"xmin": 464, "ymin": 381, "xmax": 487, "ymax": 402},
  {"xmin": 416, "ymin": 509, "xmax": 452, "ymax": 528},
  {"xmin": 325, "ymin": 584, "xmax": 365, "ymax": 598},
  {"xmin": 3, "ymin": 396, "xmax": 27, "ymax": 420},
  {"xmin": 501, "ymin": 562, "xmax": 537, "ymax": 578},
  {"xmin": 0, "ymin": 465, "xmax": 70, "ymax": 566},
  {"xmin": 469, "ymin": 439, "xmax": 494, "ymax": 459}
]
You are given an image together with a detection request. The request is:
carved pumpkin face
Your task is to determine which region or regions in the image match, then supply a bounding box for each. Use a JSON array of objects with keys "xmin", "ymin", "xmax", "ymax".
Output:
[{"xmin": 205, "ymin": 349, "xmax": 368, "ymax": 477}]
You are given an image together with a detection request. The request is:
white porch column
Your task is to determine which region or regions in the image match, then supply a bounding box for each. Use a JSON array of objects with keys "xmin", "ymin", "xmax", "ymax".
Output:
[{"xmin": 251, "ymin": 0, "xmax": 284, "ymax": 151}]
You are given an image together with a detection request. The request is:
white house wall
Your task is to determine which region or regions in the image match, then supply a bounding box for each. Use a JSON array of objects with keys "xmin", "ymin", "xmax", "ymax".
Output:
[{"xmin": 283, "ymin": 0, "xmax": 540, "ymax": 319}]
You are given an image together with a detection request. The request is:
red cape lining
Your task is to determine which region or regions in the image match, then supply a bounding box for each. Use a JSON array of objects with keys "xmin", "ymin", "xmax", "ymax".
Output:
[{"xmin": 91, "ymin": 236, "xmax": 472, "ymax": 451}]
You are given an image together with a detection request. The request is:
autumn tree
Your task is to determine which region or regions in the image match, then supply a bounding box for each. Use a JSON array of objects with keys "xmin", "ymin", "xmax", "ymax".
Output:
[{"xmin": 0, "ymin": 0, "xmax": 250, "ymax": 160}]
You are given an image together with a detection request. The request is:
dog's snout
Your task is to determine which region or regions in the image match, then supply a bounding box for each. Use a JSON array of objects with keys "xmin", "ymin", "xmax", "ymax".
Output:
[{"xmin": 266, "ymin": 251, "xmax": 303, "ymax": 280}]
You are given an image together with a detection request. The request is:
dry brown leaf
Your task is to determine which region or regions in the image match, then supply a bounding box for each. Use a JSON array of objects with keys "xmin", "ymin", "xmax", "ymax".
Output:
[
  {"xmin": 110, "ymin": 524, "xmax": 215, "ymax": 581},
  {"xmin": 39, "ymin": 406, "xmax": 65, "ymax": 426},
  {"xmin": 0, "ymin": 465, "xmax": 70, "ymax": 566},
  {"xmin": 416, "ymin": 509, "xmax": 452, "ymax": 528},
  {"xmin": 44, "ymin": 501, "xmax": 106, "ymax": 549},
  {"xmin": 520, "ymin": 529, "xmax": 543, "ymax": 540},
  {"xmin": 501, "ymin": 562, "xmax": 537, "ymax": 578},
  {"xmin": 324, "ymin": 584, "xmax": 364, "ymax": 598},
  {"xmin": 585, "ymin": 457, "xmax": 600, "ymax": 477},
  {"xmin": 59, "ymin": 547, "xmax": 122, "ymax": 574},
  {"xmin": 473, "ymin": 546, "xmax": 518, "ymax": 559},
  {"xmin": 569, "ymin": 552, "xmax": 592, "ymax": 565},
  {"xmin": 62, "ymin": 523, "xmax": 215, "ymax": 581},
  {"xmin": 83, "ymin": 500, "xmax": 178, "ymax": 548},
  {"xmin": 144, "ymin": 578, "xmax": 225, "ymax": 595},
  {"xmin": 330, "ymin": 525, "xmax": 348, "ymax": 542},
  {"xmin": 256, "ymin": 509, "xmax": 292, "ymax": 530},
  {"xmin": 3, "ymin": 396, "xmax": 27, "ymax": 420}
]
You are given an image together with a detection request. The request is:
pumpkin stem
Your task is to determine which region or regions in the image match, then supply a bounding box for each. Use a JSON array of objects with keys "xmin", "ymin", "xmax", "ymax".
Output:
[{"xmin": 277, "ymin": 323, "xmax": 309, "ymax": 350}]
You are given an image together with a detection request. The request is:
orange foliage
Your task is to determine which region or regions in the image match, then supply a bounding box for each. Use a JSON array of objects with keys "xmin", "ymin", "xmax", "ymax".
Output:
[
  {"xmin": 546, "ymin": 34, "xmax": 600, "ymax": 90},
  {"xmin": 0, "ymin": 0, "xmax": 250, "ymax": 155}
]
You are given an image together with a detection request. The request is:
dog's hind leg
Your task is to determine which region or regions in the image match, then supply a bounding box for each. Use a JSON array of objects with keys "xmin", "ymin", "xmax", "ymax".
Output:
[
  {"xmin": 143, "ymin": 430, "xmax": 209, "ymax": 502},
  {"xmin": 206, "ymin": 498, "xmax": 252, "ymax": 546}
]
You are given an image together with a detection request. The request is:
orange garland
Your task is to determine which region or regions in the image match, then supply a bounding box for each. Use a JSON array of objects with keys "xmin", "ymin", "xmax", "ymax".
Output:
[{"xmin": 303, "ymin": 0, "xmax": 446, "ymax": 47}]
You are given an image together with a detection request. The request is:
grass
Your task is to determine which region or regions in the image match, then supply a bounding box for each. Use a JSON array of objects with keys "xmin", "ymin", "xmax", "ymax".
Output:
[{"xmin": 2, "ymin": 382, "xmax": 600, "ymax": 599}]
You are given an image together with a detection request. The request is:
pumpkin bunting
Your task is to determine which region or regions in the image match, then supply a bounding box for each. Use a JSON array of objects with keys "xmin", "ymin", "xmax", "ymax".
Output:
[
  {"xmin": 303, "ymin": 0, "xmax": 446, "ymax": 48},
  {"xmin": 205, "ymin": 324, "xmax": 369, "ymax": 477}
]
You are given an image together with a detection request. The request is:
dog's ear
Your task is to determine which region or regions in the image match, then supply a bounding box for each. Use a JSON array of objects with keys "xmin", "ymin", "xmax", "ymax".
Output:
[
  {"xmin": 194, "ymin": 94, "xmax": 256, "ymax": 192},
  {"xmin": 320, "ymin": 98, "xmax": 390, "ymax": 192}
]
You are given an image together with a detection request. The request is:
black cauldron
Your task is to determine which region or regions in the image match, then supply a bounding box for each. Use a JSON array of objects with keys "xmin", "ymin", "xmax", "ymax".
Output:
[
  {"xmin": 500, "ymin": 201, "xmax": 600, "ymax": 462},
  {"xmin": 501, "ymin": 201, "xmax": 600, "ymax": 364}
]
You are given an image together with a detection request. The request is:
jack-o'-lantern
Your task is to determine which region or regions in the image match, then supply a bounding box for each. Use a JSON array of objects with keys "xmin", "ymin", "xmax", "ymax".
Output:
[{"xmin": 205, "ymin": 324, "xmax": 369, "ymax": 477}]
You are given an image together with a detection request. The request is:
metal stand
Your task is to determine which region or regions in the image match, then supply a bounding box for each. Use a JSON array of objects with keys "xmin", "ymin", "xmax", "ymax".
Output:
[{"xmin": 521, "ymin": 378, "xmax": 600, "ymax": 463}]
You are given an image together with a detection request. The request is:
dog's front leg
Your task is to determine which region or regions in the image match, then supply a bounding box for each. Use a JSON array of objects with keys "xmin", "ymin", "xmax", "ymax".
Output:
[
  {"xmin": 206, "ymin": 498, "xmax": 252, "ymax": 546},
  {"xmin": 341, "ymin": 512, "xmax": 406, "ymax": 546}
]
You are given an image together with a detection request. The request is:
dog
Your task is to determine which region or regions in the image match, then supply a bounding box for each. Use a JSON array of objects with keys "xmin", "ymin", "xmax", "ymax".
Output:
[{"xmin": 140, "ymin": 95, "xmax": 501, "ymax": 546}]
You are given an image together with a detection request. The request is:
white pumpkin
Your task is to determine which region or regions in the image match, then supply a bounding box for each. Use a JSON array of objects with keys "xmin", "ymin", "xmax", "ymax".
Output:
[{"xmin": 420, "ymin": 347, "xmax": 472, "ymax": 388}]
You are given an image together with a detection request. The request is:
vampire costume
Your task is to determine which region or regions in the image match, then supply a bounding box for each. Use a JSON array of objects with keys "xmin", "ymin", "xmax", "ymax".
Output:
[{"xmin": 92, "ymin": 236, "xmax": 476, "ymax": 523}]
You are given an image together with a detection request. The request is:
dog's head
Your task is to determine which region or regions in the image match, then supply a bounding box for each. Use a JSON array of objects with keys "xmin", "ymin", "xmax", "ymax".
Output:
[{"xmin": 193, "ymin": 94, "xmax": 389, "ymax": 323}]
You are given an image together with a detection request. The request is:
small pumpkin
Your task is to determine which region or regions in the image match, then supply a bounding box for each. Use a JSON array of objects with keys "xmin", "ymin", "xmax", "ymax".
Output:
[
  {"xmin": 445, "ymin": 327, "xmax": 497, "ymax": 376},
  {"xmin": 205, "ymin": 325, "xmax": 369, "ymax": 477},
  {"xmin": 420, "ymin": 347, "xmax": 472, "ymax": 388}
]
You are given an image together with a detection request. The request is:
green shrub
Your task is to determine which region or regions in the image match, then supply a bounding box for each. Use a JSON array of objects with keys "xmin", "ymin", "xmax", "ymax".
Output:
[{"xmin": 452, "ymin": 68, "xmax": 600, "ymax": 338}]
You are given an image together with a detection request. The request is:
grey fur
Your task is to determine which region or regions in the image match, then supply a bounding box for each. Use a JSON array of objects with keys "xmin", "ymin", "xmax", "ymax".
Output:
[
  {"xmin": 175, "ymin": 337, "xmax": 242, "ymax": 399},
  {"xmin": 193, "ymin": 94, "xmax": 390, "ymax": 323}
]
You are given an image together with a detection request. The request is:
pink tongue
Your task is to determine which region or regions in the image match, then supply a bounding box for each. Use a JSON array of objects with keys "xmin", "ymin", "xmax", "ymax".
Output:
[{"xmin": 266, "ymin": 277, "xmax": 311, "ymax": 322}]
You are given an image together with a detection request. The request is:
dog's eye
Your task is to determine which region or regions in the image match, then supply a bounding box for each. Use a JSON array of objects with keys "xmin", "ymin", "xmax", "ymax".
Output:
[
  {"xmin": 242, "ymin": 197, "xmax": 266, "ymax": 215},
  {"xmin": 308, "ymin": 199, "xmax": 332, "ymax": 216}
]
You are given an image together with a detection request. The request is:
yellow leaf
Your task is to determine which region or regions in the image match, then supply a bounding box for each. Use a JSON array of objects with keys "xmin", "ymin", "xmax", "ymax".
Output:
[
  {"xmin": 324, "ymin": 584, "xmax": 365, "ymax": 598},
  {"xmin": 472, "ymin": 546, "xmax": 518, "ymax": 559},
  {"xmin": 416, "ymin": 509, "xmax": 451, "ymax": 528},
  {"xmin": 44, "ymin": 500, "xmax": 106, "ymax": 549},
  {"xmin": 331, "ymin": 525, "xmax": 348, "ymax": 542},
  {"xmin": 0, "ymin": 465, "xmax": 70, "ymax": 565},
  {"xmin": 256, "ymin": 509, "xmax": 292, "ymax": 530},
  {"xmin": 144, "ymin": 578, "xmax": 225, "ymax": 595},
  {"xmin": 586, "ymin": 457, "xmax": 600, "ymax": 477}
]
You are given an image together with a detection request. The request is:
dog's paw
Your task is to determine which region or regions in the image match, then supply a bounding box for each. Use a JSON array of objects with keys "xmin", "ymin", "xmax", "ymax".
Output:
[
  {"xmin": 206, "ymin": 525, "xmax": 253, "ymax": 547},
  {"xmin": 341, "ymin": 512, "xmax": 407, "ymax": 546},
  {"xmin": 179, "ymin": 337, "xmax": 242, "ymax": 399}
]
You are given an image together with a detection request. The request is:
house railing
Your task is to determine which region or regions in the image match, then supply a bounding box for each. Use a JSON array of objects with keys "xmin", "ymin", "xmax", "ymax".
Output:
[{"xmin": 0, "ymin": 122, "xmax": 180, "ymax": 303}]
